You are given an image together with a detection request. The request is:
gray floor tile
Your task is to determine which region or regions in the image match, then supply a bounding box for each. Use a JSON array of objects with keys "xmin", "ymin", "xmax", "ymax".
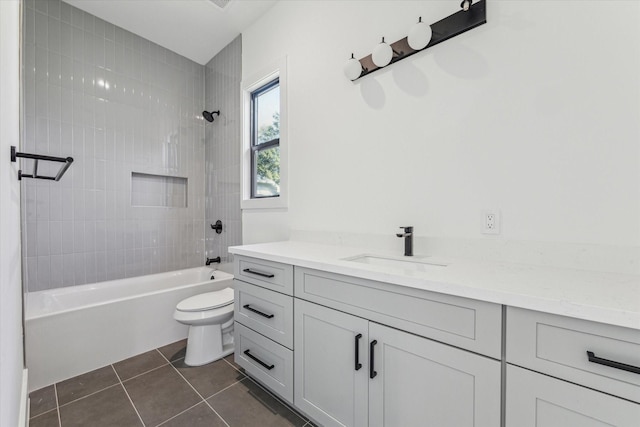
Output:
[
  {"xmin": 157, "ymin": 339, "xmax": 187, "ymax": 362},
  {"xmin": 58, "ymin": 384, "xmax": 142, "ymax": 427},
  {"xmin": 123, "ymin": 364, "xmax": 201, "ymax": 426},
  {"xmin": 113, "ymin": 349, "xmax": 168, "ymax": 381},
  {"xmin": 173, "ymin": 357, "xmax": 245, "ymax": 399},
  {"xmin": 159, "ymin": 402, "xmax": 227, "ymax": 427},
  {"xmin": 30, "ymin": 385, "xmax": 57, "ymax": 418},
  {"xmin": 208, "ymin": 378, "xmax": 306, "ymax": 427},
  {"xmin": 29, "ymin": 409, "xmax": 60, "ymax": 427},
  {"xmin": 224, "ymin": 353, "xmax": 243, "ymax": 372},
  {"xmin": 56, "ymin": 365, "xmax": 119, "ymax": 406}
]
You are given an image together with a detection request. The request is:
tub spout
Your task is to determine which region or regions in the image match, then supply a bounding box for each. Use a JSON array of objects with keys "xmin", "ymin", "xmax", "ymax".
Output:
[{"xmin": 206, "ymin": 256, "xmax": 221, "ymax": 266}]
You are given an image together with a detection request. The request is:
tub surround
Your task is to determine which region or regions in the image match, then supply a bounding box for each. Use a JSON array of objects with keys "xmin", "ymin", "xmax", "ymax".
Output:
[{"xmin": 229, "ymin": 241, "xmax": 640, "ymax": 330}]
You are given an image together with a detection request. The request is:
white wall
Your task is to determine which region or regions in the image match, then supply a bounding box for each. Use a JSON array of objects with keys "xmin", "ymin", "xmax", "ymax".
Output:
[
  {"xmin": 0, "ymin": 1, "xmax": 26, "ymax": 425},
  {"xmin": 241, "ymin": 1, "xmax": 640, "ymax": 253}
]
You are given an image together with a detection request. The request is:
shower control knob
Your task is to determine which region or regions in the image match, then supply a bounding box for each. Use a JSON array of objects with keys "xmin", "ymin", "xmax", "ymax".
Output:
[{"xmin": 211, "ymin": 220, "xmax": 223, "ymax": 234}]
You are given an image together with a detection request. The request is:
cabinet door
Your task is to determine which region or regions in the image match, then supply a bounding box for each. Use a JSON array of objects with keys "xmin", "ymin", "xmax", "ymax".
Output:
[
  {"xmin": 294, "ymin": 299, "xmax": 369, "ymax": 427},
  {"xmin": 506, "ymin": 364, "xmax": 640, "ymax": 427},
  {"xmin": 368, "ymin": 322, "xmax": 501, "ymax": 427}
]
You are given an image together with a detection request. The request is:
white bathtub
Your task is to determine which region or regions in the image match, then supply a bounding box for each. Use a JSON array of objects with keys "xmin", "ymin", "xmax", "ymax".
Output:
[{"xmin": 25, "ymin": 267, "xmax": 234, "ymax": 391}]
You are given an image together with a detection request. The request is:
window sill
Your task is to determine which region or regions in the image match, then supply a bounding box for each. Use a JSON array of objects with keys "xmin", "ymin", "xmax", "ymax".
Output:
[{"xmin": 241, "ymin": 196, "xmax": 287, "ymax": 210}]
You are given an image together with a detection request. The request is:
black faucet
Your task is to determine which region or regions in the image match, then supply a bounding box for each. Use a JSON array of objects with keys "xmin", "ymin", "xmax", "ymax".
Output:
[
  {"xmin": 206, "ymin": 256, "xmax": 221, "ymax": 266},
  {"xmin": 396, "ymin": 226, "xmax": 413, "ymax": 257}
]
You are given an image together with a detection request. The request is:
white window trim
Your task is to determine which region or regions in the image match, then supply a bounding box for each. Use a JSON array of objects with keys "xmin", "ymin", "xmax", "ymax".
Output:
[{"xmin": 241, "ymin": 57, "xmax": 288, "ymax": 210}]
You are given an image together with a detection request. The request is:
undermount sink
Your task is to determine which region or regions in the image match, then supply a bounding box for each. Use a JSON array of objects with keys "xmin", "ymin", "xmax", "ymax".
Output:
[{"xmin": 344, "ymin": 255, "xmax": 448, "ymax": 271}]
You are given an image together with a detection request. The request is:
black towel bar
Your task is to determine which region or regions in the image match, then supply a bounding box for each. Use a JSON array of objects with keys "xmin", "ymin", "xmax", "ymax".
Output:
[{"xmin": 10, "ymin": 146, "xmax": 74, "ymax": 181}]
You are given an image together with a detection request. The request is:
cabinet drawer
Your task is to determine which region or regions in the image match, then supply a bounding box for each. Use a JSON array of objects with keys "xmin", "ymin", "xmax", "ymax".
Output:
[
  {"xmin": 234, "ymin": 280, "xmax": 294, "ymax": 349},
  {"xmin": 235, "ymin": 256, "xmax": 294, "ymax": 295},
  {"xmin": 234, "ymin": 323, "xmax": 293, "ymax": 405},
  {"xmin": 506, "ymin": 364, "xmax": 640, "ymax": 427},
  {"xmin": 295, "ymin": 267, "xmax": 502, "ymax": 358},
  {"xmin": 507, "ymin": 307, "xmax": 640, "ymax": 403}
]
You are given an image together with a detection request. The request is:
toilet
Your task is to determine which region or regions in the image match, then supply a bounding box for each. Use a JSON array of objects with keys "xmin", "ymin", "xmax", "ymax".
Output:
[{"xmin": 173, "ymin": 287, "xmax": 235, "ymax": 366}]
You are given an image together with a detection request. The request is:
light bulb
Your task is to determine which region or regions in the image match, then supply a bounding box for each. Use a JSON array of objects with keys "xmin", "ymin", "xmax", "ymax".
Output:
[
  {"xmin": 372, "ymin": 38, "xmax": 393, "ymax": 68},
  {"xmin": 343, "ymin": 54, "xmax": 363, "ymax": 80},
  {"xmin": 407, "ymin": 18, "xmax": 432, "ymax": 51}
]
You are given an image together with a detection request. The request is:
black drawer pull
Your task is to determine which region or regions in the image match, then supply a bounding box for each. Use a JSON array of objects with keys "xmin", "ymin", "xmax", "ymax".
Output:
[
  {"xmin": 243, "ymin": 304, "xmax": 274, "ymax": 319},
  {"xmin": 370, "ymin": 340, "xmax": 378, "ymax": 379},
  {"xmin": 244, "ymin": 349, "xmax": 275, "ymax": 370},
  {"xmin": 242, "ymin": 268, "xmax": 275, "ymax": 278},
  {"xmin": 587, "ymin": 351, "xmax": 640, "ymax": 374},
  {"xmin": 355, "ymin": 333, "xmax": 362, "ymax": 371}
]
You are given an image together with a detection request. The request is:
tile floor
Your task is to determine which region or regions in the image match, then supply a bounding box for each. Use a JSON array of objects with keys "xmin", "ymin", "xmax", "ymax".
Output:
[{"xmin": 28, "ymin": 340, "xmax": 315, "ymax": 427}]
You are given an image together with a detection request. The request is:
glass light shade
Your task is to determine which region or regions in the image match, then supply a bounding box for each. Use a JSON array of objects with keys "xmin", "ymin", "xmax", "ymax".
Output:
[
  {"xmin": 408, "ymin": 21, "xmax": 432, "ymax": 50},
  {"xmin": 372, "ymin": 40, "xmax": 393, "ymax": 67},
  {"xmin": 343, "ymin": 56, "xmax": 363, "ymax": 80}
]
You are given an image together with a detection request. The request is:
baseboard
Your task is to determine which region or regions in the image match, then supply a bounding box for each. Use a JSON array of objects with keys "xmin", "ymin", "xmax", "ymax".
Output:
[{"xmin": 18, "ymin": 368, "xmax": 29, "ymax": 427}]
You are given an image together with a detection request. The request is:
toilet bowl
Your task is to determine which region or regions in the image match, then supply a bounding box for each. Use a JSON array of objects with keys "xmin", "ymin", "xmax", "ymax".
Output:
[{"xmin": 173, "ymin": 287, "xmax": 235, "ymax": 366}]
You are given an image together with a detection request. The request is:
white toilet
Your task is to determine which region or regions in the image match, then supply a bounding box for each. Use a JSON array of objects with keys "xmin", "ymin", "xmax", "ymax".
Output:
[{"xmin": 173, "ymin": 287, "xmax": 235, "ymax": 366}]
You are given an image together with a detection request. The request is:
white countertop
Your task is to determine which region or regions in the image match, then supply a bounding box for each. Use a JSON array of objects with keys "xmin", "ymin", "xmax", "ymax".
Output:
[{"xmin": 229, "ymin": 241, "xmax": 640, "ymax": 330}]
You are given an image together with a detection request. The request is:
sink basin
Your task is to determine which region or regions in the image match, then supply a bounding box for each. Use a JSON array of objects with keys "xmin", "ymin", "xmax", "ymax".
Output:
[{"xmin": 344, "ymin": 255, "xmax": 447, "ymax": 272}]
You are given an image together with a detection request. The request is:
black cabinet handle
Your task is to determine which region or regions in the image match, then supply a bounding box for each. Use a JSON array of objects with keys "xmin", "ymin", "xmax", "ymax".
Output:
[
  {"xmin": 242, "ymin": 268, "xmax": 275, "ymax": 278},
  {"xmin": 244, "ymin": 349, "xmax": 275, "ymax": 370},
  {"xmin": 355, "ymin": 333, "xmax": 362, "ymax": 371},
  {"xmin": 369, "ymin": 340, "xmax": 378, "ymax": 379},
  {"xmin": 243, "ymin": 304, "xmax": 274, "ymax": 319},
  {"xmin": 587, "ymin": 351, "xmax": 640, "ymax": 375}
]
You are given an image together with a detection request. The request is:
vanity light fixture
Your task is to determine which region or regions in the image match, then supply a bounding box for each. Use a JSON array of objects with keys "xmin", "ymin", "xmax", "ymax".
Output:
[
  {"xmin": 345, "ymin": 0, "xmax": 487, "ymax": 82},
  {"xmin": 343, "ymin": 53, "xmax": 366, "ymax": 80},
  {"xmin": 372, "ymin": 37, "xmax": 394, "ymax": 68},
  {"xmin": 407, "ymin": 17, "xmax": 432, "ymax": 51}
]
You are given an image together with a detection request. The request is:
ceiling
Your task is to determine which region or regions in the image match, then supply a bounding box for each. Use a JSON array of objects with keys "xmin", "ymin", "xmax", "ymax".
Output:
[{"xmin": 63, "ymin": 0, "xmax": 277, "ymax": 65}]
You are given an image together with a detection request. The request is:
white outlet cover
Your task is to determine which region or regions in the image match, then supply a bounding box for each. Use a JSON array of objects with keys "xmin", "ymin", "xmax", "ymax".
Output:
[{"xmin": 482, "ymin": 210, "xmax": 501, "ymax": 235}]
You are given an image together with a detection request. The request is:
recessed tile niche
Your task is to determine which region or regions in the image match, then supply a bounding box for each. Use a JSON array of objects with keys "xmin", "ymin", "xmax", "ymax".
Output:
[{"xmin": 131, "ymin": 172, "xmax": 188, "ymax": 208}]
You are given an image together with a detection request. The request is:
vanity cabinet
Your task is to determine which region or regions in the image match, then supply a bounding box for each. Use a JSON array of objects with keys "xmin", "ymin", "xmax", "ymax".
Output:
[
  {"xmin": 232, "ymin": 251, "xmax": 640, "ymax": 427},
  {"xmin": 233, "ymin": 256, "xmax": 295, "ymax": 404},
  {"xmin": 294, "ymin": 299, "xmax": 369, "ymax": 427},
  {"xmin": 506, "ymin": 364, "xmax": 640, "ymax": 427},
  {"xmin": 506, "ymin": 307, "xmax": 640, "ymax": 426},
  {"xmin": 294, "ymin": 299, "xmax": 501, "ymax": 427}
]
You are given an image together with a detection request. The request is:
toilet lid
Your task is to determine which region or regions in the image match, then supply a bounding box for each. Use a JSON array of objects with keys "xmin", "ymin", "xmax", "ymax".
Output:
[{"xmin": 176, "ymin": 288, "xmax": 234, "ymax": 312}]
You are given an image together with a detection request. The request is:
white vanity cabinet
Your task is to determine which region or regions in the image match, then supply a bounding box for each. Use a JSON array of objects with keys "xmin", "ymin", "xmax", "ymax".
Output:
[
  {"xmin": 233, "ymin": 256, "xmax": 295, "ymax": 404},
  {"xmin": 292, "ymin": 265, "xmax": 503, "ymax": 427},
  {"xmin": 506, "ymin": 307, "xmax": 640, "ymax": 426},
  {"xmin": 293, "ymin": 299, "xmax": 501, "ymax": 427},
  {"xmin": 506, "ymin": 365, "xmax": 640, "ymax": 427},
  {"xmin": 294, "ymin": 299, "xmax": 369, "ymax": 427},
  {"xmin": 231, "ymin": 250, "xmax": 640, "ymax": 427}
]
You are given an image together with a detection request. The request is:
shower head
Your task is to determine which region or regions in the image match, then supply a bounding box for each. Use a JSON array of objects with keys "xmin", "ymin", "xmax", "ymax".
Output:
[{"xmin": 202, "ymin": 110, "xmax": 220, "ymax": 123}]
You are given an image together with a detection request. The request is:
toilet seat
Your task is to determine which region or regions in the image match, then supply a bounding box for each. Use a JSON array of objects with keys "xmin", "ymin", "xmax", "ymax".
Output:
[{"xmin": 176, "ymin": 287, "xmax": 234, "ymax": 312}]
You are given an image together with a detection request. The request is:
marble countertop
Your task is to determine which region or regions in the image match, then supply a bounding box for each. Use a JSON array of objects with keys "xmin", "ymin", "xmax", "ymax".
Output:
[{"xmin": 229, "ymin": 241, "xmax": 640, "ymax": 330}]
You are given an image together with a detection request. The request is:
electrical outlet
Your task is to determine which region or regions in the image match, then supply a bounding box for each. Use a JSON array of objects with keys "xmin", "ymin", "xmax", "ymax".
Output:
[{"xmin": 482, "ymin": 210, "xmax": 500, "ymax": 235}]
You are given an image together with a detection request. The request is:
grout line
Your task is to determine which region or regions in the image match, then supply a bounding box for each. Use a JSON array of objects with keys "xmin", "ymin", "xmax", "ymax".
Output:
[
  {"xmin": 28, "ymin": 407, "xmax": 57, "ymax": 421},
  {"xmin": 162, "ymin": 354, "xmax": 231, "ymax": 427},
  {"xmin": 117, "ymin": 361, "xmax": 169, "ymax": 384},
  {"xmin": 57, "ymin": 383, "xmax": 121, "ymax": 409},
  {"xmin": 53, "ymin": 384, "xmax": 62, "ymax": 427},
  {"xmin": 221, "ymin": 355, "xmax": 243, "ymax": 374},
  {"xmin": 202, "ymin": 376, "xmax": 246, "ymax": 401},
  {"xmin": 153, "ymin": 401, "xmax": 202, "ymax": 427},
  {"xmin": 111, "ymin": 365, "xmax": 146, "ymax": 427}
]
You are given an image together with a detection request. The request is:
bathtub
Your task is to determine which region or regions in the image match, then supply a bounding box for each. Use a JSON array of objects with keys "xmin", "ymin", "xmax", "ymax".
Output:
[{"xmin": 25, "ymin": 267, "xmax": 234, "ymax": 392}]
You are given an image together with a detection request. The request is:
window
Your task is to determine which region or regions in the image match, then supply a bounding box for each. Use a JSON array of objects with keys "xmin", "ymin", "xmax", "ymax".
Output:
[
  {"xmin": 251, "ymin": 79, "xmax": 280, "ymax": 198},
  {"xmin": 241, "ymin": 58, "xmax": 287, "ymax": 210}
]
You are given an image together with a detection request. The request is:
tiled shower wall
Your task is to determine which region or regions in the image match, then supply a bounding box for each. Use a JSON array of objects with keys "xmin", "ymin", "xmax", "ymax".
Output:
[
  {"xmin": 22, "ymin": 0, "xmax": 206, "ymax": 291},
  {"xmin": 204, "ymin": 37, "xmax": 242, "ymax": 262}
]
